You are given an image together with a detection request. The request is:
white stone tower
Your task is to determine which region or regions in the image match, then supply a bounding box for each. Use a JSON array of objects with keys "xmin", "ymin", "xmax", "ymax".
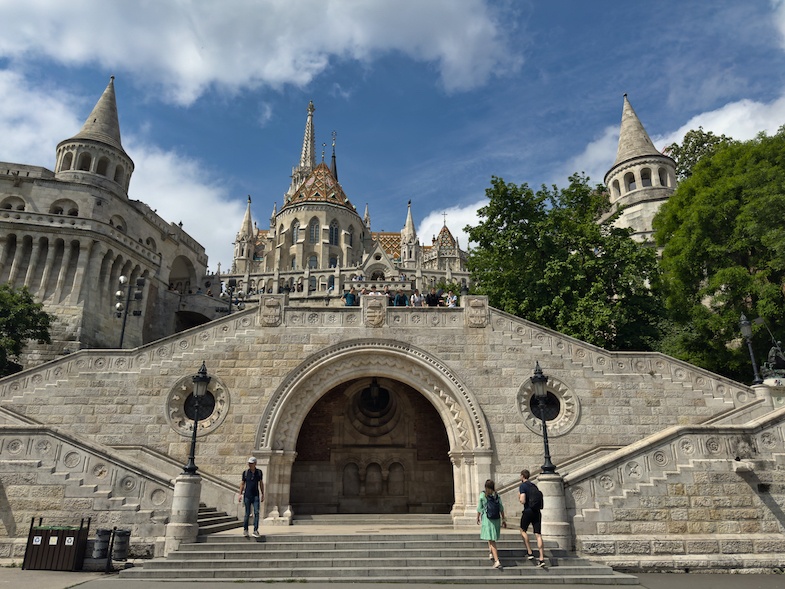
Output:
[{"xmin": 603, "ymin": 94, "xmax": 676, "ymax": 243}]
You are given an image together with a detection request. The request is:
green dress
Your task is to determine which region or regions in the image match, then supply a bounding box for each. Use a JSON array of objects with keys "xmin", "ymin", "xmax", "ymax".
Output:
[{"xmin": 477, "ymin": 491, "xmax": 503, "ymax": 541}]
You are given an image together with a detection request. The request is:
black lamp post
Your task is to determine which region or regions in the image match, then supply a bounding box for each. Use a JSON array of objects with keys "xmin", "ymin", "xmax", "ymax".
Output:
[
  {"xmin": 183, "ymin": 361, "xmax": 212, "ymax": 475},
  {"xmin": 739, "ymin": 313, "xmax": 764, "ymax": 385},
  {"xmin": 115, "ymin": 275, "xmax": 145, "ymax": 348},
  {"xmin": 531, "ymin": 361, "xmax": 557, "ymax": 475}
]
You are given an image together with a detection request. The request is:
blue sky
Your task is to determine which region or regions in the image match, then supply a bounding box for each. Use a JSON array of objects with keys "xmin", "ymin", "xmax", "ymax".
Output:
[{"xmin": 2, "ymin": 0, "xmax": 785, "ymax": 271}]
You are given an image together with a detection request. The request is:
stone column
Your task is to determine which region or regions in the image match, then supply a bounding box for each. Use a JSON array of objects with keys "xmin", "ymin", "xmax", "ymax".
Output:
[
  {"xmin": 258, "ymin": 450, "xmax": 296, "ymax": 525},
  {"xmin": 164, "ymin": 473, "xmax": 202, "ymax": 556},
  {"xmin": 538, "ymin": 473, "xmax": 574, "ymax": 551},
  {"xmin": 23, "ymin": 237, "xmax": 41, "ymax": 288}
]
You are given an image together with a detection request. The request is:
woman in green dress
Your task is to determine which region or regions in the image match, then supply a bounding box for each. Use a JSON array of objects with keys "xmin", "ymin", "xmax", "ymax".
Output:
[{"xmin": 476, "ymin": 479, "xmax": 506, "ymax": 569}]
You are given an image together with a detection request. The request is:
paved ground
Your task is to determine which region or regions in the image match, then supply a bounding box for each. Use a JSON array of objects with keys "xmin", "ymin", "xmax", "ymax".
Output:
[{"xmin": 2, "ymin": 568, "xmax": 784, "ymax": 589}]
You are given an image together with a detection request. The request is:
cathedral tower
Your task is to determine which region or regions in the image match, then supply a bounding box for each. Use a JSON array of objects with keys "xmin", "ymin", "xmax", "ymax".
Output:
[{"xmin": 603, "ymin": 95, "xmax": 676, "ymax": 243}]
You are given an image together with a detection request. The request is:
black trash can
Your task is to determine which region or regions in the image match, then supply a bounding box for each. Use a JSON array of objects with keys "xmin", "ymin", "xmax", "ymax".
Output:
[
  {"xmin": 112, "ymin": 529, "xmax": 131, "ymax": 561},
  {"xmin": 92, "ymin": 528, "xmax": 112, "ymax": 559}
]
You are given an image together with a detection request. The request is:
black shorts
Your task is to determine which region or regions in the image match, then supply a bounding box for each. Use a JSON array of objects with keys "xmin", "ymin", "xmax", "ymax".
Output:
[{"xmin": 520, "ymin": 508, "xmax": 542, "ymax": 534}]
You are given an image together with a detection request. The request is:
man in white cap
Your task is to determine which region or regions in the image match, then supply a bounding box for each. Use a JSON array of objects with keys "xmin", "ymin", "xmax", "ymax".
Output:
[{"xmin": 239, "ymin": 456, "xmax": 264, "ymax": 537}]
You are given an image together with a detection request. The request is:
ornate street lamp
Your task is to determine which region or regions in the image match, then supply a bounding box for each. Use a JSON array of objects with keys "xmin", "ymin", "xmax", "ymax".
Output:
[
  {"xmin": 115, "ymin": 275, "xmax": 145, "ymax": 348},
  {"xmin": 183, "ymin": 362, "xmax": 212, "ymax": 475},
  {"xmin": 739, "ymin": 314, "xmax": 763, "ymax": 385},
  {"xmin": 531, "ymin": 361, "xmax": 557, "ymax": 475}
]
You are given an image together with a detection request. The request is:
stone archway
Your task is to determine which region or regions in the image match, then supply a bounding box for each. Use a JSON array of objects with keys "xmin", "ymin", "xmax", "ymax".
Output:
[
  {"xmin": 290, "ymin": 377, "xmax": 454, "ymax": 514},
  {"xmin": 255, "ymin": 339, "xmax": 493, "ymax": 525}
]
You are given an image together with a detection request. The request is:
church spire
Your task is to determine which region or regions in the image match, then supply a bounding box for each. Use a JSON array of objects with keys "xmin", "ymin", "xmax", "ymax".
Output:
[
  {"xmin": 401, "ymin": 200, "xmax": 416, "ymax": 243},
  {"xmin": 612, "ymin": 94, "xmax": 660, "ymax": 167},
  {"xmin": 287, "ymin": 101, "xmax": 317, "ymax": 196},
  {"xmin": 238, "ymin": 195, "xmax": 254, "ymax": 239},
  {"xmin": 330, "ymin": 130, "xmax": 338, "ymax": 181},
  {"xmin": 363, "ymin": 203, "xmax": 371, "ymax": 229}
]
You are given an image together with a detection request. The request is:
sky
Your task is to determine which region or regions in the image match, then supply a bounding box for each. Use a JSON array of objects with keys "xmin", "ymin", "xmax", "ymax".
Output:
[{"xmin": 2, "ymin": 0, "xmax": 785, "ymax": 272}]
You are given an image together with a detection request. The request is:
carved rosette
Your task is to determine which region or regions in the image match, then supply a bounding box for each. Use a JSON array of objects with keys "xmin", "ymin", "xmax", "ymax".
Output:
[
  {"xmin": 166, "ymin": 373, "xmax": 230, "ymax": 438},
  {"xmin": 518, "ymin": 376, "xmax": 579, "ymax": 437}
]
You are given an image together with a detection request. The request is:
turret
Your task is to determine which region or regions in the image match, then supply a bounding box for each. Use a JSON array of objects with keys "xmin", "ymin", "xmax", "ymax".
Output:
[
  {"xmin": 54, "ymin": 76, "xmax": 135, "ymax": 198},
  {"xmin": 603, "ymin": 94, "xmax": 676, "ymax": 243},
  {"xmin": 400, "ymin": 200, "xmax": 420, "ymax": 268}
]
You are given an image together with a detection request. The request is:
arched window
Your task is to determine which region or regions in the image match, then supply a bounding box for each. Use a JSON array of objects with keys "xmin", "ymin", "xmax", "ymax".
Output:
[
  {"xmin": 658, "ymin": 167, "xmax": 669, "ymax": 187},
  {"xmin": 291, "ymin": 220, "xmax": 300, "ymax": 244},
  {"xmin": 624, "ymin": 172, "xmax": 636, "ymax": 192},
  {"xmin": 308, "ymin": 255, "xmax": 318, "ymax": 269},
  {"xmin": 50, "ymin": 199, "xmax": 78, "ymax": 216},
  {"xmin": 61, "ymin": 152, "xmax": 73, "ymax": 171},
  {"xmin": 1, "ymin": 196, "xmax": 25, "ymax": 211},
  {"xmin": 113, "ymin": 165, "xmax": 125, "ymax": 184},
  {"xmin": 641, "ymin": 168, "xmax": 652, "ymax": 187},
  {"xmin": 77, "ymin": 152, "xmax": 92, "ymax": 172},
  {"xmin": 279, "ymin": 224, "xmax": 286, "ymax": 245},
  {"xmin": 309, "ymin": 219, "xmax": 320, "ymax": 244},
  {"xmin": 291, "ymin": 256, "xmax": 296, "ymax": 270},
  {"xmin": 96, "ymin": 157, "xmax": 110, "ymax": 176},
  {"xmin": 329, "ymin": 256, "xmax": 338, "ymax": 268},
  {"xmin": 611, "ymin": 180, "xmax": 621, "ymax": 199},
  {"xmin": 347, "ymin": 225, "xmax": 354, "ymax": 247},
  {"xmin": 329, "ymin": 220, "xmax": 340, "ymax": 245}
]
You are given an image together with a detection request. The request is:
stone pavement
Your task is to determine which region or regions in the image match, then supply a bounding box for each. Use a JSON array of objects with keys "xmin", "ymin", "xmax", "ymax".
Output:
[{"xmin": 2, "ymin": 568, "xmax": 785, "ymax": 589}]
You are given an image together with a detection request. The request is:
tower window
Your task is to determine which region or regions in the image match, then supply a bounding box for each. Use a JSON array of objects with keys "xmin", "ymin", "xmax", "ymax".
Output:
[
  {"xmin": 309, "ymin": 220, "xmax": 320, "ymax": 244},
  {"xmin": 658, "ymin": 168, "xmax": 669, "ymax": 187},
  {"xmin": 291, "ymin": 220, "xmax": 300, "ymax": 244},
  {"xmin": 78, "ymin": 153, "xmax": 92, "ymax": 172},
  {"xmin": 624, "ymin": 172, "xmax": 636, "ymax": 192},
  {"xmin": 97, "ymin": 157, "xmax": 110, "ymax": 176},
  {"xmin": 641, "ymin": 168, "xmax": 652, "ymax": 187},
  {"xmin": 308, "ymin": 255, "xmax": 318, "ymax": 269}
]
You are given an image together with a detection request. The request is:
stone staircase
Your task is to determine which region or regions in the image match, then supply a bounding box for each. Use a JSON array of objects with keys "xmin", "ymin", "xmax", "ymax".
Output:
[
  {"xmin": 120, "ymin": 526, "xmax": 639, "ymax": 584},
  {"xmin": 197, "ymin": 504, "xmax": 242, "ymax": 534}
]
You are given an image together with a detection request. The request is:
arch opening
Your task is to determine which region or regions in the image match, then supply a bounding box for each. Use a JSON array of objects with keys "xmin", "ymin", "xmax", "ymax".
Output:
[{"xmin": 290, "ymin": 377, "xmax": 453, "ymax": 514}]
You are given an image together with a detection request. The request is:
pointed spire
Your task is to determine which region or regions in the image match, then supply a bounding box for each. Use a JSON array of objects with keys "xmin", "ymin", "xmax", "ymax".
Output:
[
  {"xmin": 300, "ymin": 101, "xmax": 316, "ymax": 170},
  {"xmin": 71, "ymin": 76, "xmax": 126, "ymax": 153},
  {"xmin": 330, "ymin": 130, "xmax": 338, "ymax": 181},
  {"xmin": 364, "ymin": 203, "xmax": 371, "ymax": 229},
  {"xmin": 402, "ymin": 199, "xmax": 417, "ymax": 242},
  {"xmin": 612, "ymin": 94, "xmax": 660, "ymax": 167},
  {"xmin": 238, "ymin": 195, "xmax": 254, "ymax": 239}
]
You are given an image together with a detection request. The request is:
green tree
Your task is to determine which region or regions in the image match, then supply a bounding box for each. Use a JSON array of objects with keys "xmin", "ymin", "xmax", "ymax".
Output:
[
  {"xmin": 653, "ymin": 129, "xmax": 785, "ymax": 381},
  {"xmin": 0, "ymin": 284, "xmax": 53, "ymax": 376},
  {"xmin": 465, "ymin": 174, "xmax": 664, "ymax": 351},
  {"xmin": 665, "ymin": 126, "xmax": 735, "ymax": 180}
]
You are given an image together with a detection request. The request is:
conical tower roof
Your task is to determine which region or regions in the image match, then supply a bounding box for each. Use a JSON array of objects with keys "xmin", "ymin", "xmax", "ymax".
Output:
[
  {"xmin": 401, "ymin": 200, "xmax": 417, "ymax": 243},
  {"xmin": 435, "ymin": 224, "xmax": 456, "ymax": 251},
  {"xmin": 611, "ymin": 94, "xmax": 660, "ymax": 167},
  {"xmin": 68, "ymin": 76, "xmax": 127, "ymax": 154},
  {"xmin": 237, "ymin": 196, "xmax": 254, "ymax": 239}
]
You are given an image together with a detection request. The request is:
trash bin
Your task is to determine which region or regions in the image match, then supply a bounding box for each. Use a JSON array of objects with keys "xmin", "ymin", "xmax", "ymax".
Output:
[
  {"xmin": 22, "ymin": 517, "xmax": 91, "ymax": 571},
  {"xmin": 112, "ymin": 529, "xmax": 131, "ymax": 561},
  {"xmin": 92, "ymin": 528, "xmax": 112, "ymax": 559}
]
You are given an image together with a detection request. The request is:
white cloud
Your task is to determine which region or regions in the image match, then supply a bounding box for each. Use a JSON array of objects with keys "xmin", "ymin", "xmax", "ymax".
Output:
[
  {"xmin": 653, "ymin": 94, "xmax": 785, "ymax": 147},
  {"xmin": 559, "ymin": 125, "xmax": 619, "ymax": 187},
  {"xmin": 124, "ymin": 142, "xmax": 245, "ymax": 273},
  {"xmin": 0, "ymin": 70, "xmax": 82, "ymax": 165},
  {"xmin": 0, "ymin": 0, "xmax": 519, "ymax": 105},
  {"xmin": 417, "ymin": 200, "xmax": 485, "ymax": 252}
]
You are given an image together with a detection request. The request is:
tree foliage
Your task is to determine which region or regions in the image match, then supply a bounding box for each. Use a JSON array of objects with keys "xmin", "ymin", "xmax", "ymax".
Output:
[
  {"xmin": 653, "ymin": 129, "xmax": 785, "ymax": 381},
  {"xmin": 0, "ymin": 284, "xmax": 53, "ymax": 376},
  {"xmin": 465, "ymin": 174, "xmax": 664, "ymax": 351},
  {"xmin": 665, "ymin": 126, "xmax": 735, "ymax": 180}
]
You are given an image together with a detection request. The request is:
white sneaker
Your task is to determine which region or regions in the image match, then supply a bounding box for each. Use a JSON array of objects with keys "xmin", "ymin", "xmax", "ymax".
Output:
[
  {"xmin": 493, "ymin": 561, "xmax": 503, "ymax": 569},
  {"xmin": 253, "ymin": 531, "xmax": 260, "ymax": 537},
  {"xmin": 243, "ymin": 530, "xmax": 249, "ymax": 537}
]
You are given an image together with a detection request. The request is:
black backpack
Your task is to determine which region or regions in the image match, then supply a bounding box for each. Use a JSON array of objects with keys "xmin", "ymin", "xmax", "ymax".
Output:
[
  {"xmin": 526, "ymin": 482, "xmax": 544, "ymax": 510},
  {"xmin": 485, "ymin": 493, "xmax": 501, "ymax": 520}
]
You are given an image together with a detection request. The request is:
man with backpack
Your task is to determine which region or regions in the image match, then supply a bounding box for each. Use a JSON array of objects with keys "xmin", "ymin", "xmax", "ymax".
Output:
[{"xmin": 519, "ymin": 469, "xmax": 546, "ymax": 567}]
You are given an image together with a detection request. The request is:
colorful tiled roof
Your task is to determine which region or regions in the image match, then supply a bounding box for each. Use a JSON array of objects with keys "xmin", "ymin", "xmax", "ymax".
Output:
[
  {"xmin": 281, "ymin": 162, "xmax": 356, "ymax": 213},
  {"xmin": 373, "ymin": 232, "xmax": 400, "ymax": 257}
]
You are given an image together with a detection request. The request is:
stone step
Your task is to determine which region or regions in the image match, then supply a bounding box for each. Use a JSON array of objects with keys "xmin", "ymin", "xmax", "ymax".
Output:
[
  {"xmin": 121, "ymin": 529, "xmax": 638, "ymax": 584},
  {"xmin": 197, "ymin": 504, "xmax": 241, "ymax": 535},
  {"xmin": 291, "ymin": 513, "xmax": 453, "ymax": 526}
]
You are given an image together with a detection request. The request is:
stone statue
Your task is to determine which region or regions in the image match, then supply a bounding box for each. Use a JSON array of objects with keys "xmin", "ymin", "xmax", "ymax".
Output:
[{"xmin": 762, "ymin": 341, "xmax": 785, "ymax": 378}]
